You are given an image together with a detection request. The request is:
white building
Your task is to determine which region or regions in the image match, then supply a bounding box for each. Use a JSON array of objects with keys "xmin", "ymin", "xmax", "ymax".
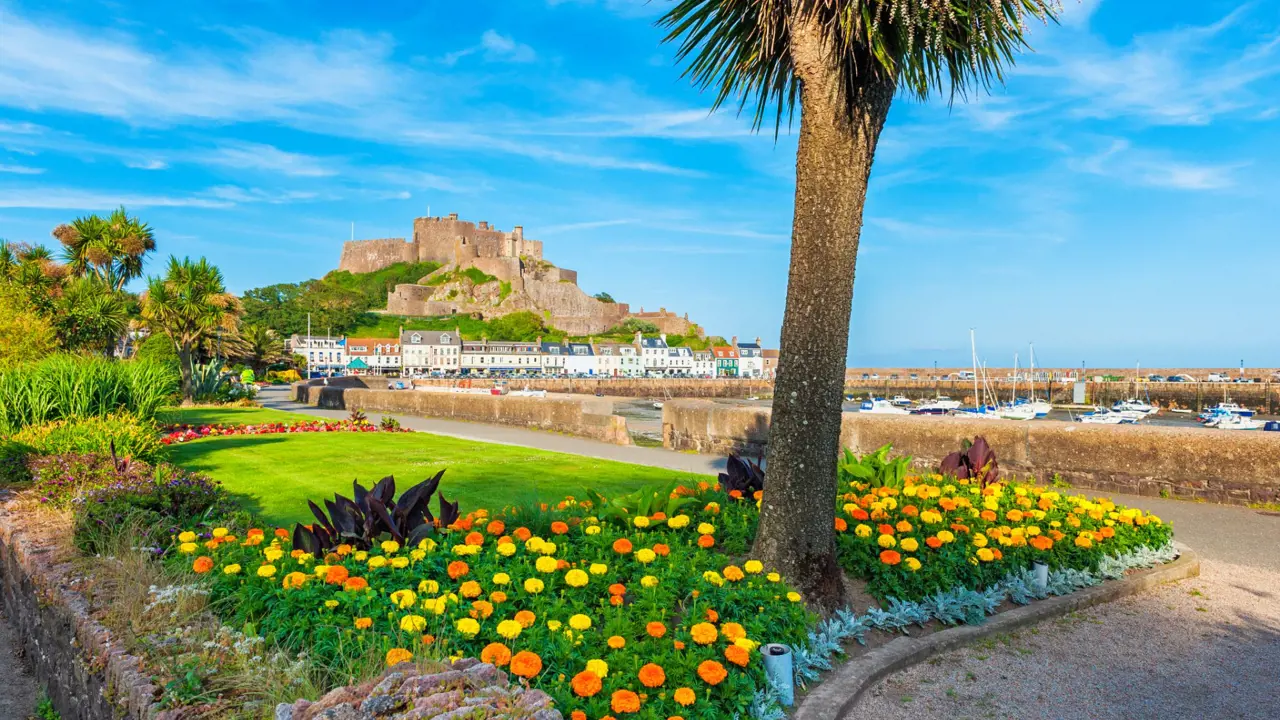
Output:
[
  {"xmin": 345, "ymin": 337, "xmax": 401, "ymax": 375},
  {"xmin": 595, "ymin": 343, "xmax": 643, "ymax": 377},
  {"xmin": 636, "ymin": 333, "xmax": 669, "ymax": 376},
  {"xmin": 736, "ymin": 337, "xmax": 765, "ymax": 379},
  {"xmin": 692, "ymin": 350, "xmax": 715, "ymax": 378},
  {"xmin": 665, "ymin": 346, "xmax": 694, "ymax": 375},
  {"xmin": 401, "ymin": 330, "xmax": 462, "ymax": 376},
  {"xmin": 541, "ymin": 342, "xmax": 566, "ymax": 375},
  {"xmin": 290, "ymin": 334, "xmax": 346, "ymax": 376},
  {"xmin": 462, "ymin": 340, "xmax": 542, "ymax": 375},
  {"xmin": 564, "ymin": 342, "xmax": 596, "ymax": 376}
]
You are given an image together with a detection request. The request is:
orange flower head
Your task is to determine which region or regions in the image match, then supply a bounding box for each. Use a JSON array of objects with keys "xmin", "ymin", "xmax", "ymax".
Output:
[
  {"xmin": 490, "ymin": 591, "xmax": 508, "ymax": 604},
  {"xmin": 697, "ymin": 535, "xmax": 715, "ymax": 549},
  {"xmin": 192, "ymin": 556, "xmax": 213, "ymax": 574},
  {"xmin": 465, "ymin": 531, "xmax": 485, "ymax": 546},
  {"xmin": 274, "ymin": 528, "xmax": 289, "ymax": 539},
  {"xmin": 697, "ymin": 660, "xmax": 728, "ymax": 686},
  {"xmin": 486, "ymin": 520, "xmax": 506, "ymax": 536},
  {"xmin": 571, "ymin": 670, "xmax": 603, "ymax": 697},
  {"xmin": 705, "ymin": 608, "xmax": 719, "ymax": 623},
  {"xmin": 926, "ymin": 536, "xmax": 943, "ymax": 549},
  {"xmin": 673, "ymin": 639, "xmax": 687, "ymax": 651},
  {"xmin": 324, "ymin": 565, "xmax": 349, "ymax": 585},
  {"xmin": 343, "ymin": 577, "xmax": 369, "ymax": 592},
  {"xmin": 729, "ymin": 489, "xmax": 743, "ymax": 499},
  {"xmin": 611, "ymin": 689, "xmax": 641, "ymax": 714},
  {"xmin": 510, "ymin": 650, "xmax": 543, "ymax": 678},
  {"xmin": 725, "ymin": 644, "xmax": 750, "ymax": 667},
  {"xmin": 834, "ymin": 518, "xmax": 848, "ymax": 532},
  {"xmin": 447, "ymin": 560, "xmax": 469, "ymax": 579},
  {"xmin": 514, "ymin": 610, "xmax": 536, "ymax": 628},
  {"xmin": 551, "ymin": 521, "xmax": 569, "ymax": 535},
  {"xmin": 609, "ymin": 583, "xmax": 627, "ymax": 596},
  {"xmin": 513, "ymin": 526, "xmax": 532, "ymax": 541},
  {"xmin": 354, "ymin": 617, "xmax": 372, "ymax": 629},
  {"xmin": 720, "ymin": 622, "xmax": 746, "ymax": 641},
  {"xmin": 471, "ymin": 600, "xmax": 494, "ymax": 619},
  {"xmin": 673, "ymin": 686, "xmax": 696, "ymax": 706},
  {"xmin": 612, "ymin": 538, "xmax": 634, "ymax": 554},
  {"xmin": 638, "ymin": 662, "xmax": 666, "ymax": 688},
  {"xmin": 851, "ymin": 508, "xmax": 870, "ymax": 521},
  {"xmin": 879, "ymin": 550, "xmax": 902, "ymax": 565},
  {"xmin": 610, "ymin": 595, "xmax": 624, "ymax": 606},
  {"xmin": 653, "ymin": 543, "xmax": 670, "ymax": 556},
  {"xmin": 608, "ymin": 635, "xmax": 626, "ymax": 649},
  {"xmin": 480, "ymin": 642, "xmax": 512, "ymax": 667},
  {"xmin": 385, "ymin": 648, "xmax": 413, "ymax": 666},
  {"xmin": 459, "ymin": 580, "xmax": 482, "ymax": 598},
  {"xmin": 646, "ymin": 621, "xmax": 666, "ymax": 638},
  {"xmin": 690, "ymin": 622, "xmax": 718, "ymax": 645},
  {"xmin": 282, "ymin": 571, "xmax": 308, "ymax": 589},
  {"xmin": 571, "ymin": 712, "xmax": 587, "ymax": 720}
]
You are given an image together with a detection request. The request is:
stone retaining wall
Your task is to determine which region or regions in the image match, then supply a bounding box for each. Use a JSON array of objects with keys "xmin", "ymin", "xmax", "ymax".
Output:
[
  {"xmin": 663, "ymin": 400, "xmax": 1280, "ymax": 505},
  {"xmin": 0, "ymin": 501, "xmax": 158, "ymax": 720},
  {"xmin": 293, "ymin": 382, "xmax": 633, "ymax": 445},
  {"xmin": 403, "ymin": 377, "xmax": 773, "ymax": 399}
]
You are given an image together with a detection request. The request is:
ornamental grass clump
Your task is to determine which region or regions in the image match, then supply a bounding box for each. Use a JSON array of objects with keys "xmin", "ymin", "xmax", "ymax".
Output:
[{"xmin": 0, "ymin": 355, "xmax": 177, "ymax": 434}]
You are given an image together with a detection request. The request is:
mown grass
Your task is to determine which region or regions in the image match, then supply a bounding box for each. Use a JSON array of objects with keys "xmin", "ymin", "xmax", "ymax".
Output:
[
  {"xmin": 165, "ymin": 408, "xmax": 711, "ymax": 527},
  {"xmin": 157, "ymin": 406, "xmax": 302, "ymax": 427}
]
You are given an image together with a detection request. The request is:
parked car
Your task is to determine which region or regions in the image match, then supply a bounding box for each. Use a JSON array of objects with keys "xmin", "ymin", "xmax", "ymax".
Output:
[
  {"xmin": 1147, "ymin": 374, "xmax": 1166, "ymax": 382},
  {"xmin": 1206, "ymin": 373, "xmax": 1230, "ymax": 382}
]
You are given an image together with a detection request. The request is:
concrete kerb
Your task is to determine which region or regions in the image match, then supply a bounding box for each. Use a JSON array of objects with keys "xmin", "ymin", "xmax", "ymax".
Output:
[{"xmin": 792, "ymin": 543, "xmax": 1201, "ymax": 720}]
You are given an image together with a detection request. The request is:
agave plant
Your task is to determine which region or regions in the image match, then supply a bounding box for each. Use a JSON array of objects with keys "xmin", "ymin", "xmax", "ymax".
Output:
[
  {"xmin": 190, "ymin": 359, "xmax": 236, "ymax": 402},
  {"xmin": 292, "ymin": 470, "xmax": 458, "ymax": 555},
  {"xmin": 939, "ymin": 436, "xmax": 1000, "ymax": 488},
  {"xmin": 718, "ymin": 454, "xmax": 764, "ymax": 499}
]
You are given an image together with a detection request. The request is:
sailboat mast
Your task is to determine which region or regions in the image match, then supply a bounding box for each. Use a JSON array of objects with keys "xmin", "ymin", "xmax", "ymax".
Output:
[{"xmin": 970, "ymin": 329, "xmax": 979, "ymax": 411}]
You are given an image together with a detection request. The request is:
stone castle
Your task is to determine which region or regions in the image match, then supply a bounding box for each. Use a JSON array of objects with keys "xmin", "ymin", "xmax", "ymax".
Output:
[{"xmin": 338, "ymin": 213, "xmax": 698, "ymax": 337}]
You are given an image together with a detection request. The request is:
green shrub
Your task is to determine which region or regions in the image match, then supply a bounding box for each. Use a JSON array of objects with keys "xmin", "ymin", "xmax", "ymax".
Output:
[
  {"xmin": 14, "ymin": 412, "xmax": 165, "ymax": 463},
  {"xmin": 0, "ymin": 354, "xmax": 178, "ymax": 434},
  {"xmin": 0, "ymin": 439, "xmax": 33, "ymax": 484},
  {"xmin": 134, "ymin": 333, "xmax": 180, "ymax": 368}
]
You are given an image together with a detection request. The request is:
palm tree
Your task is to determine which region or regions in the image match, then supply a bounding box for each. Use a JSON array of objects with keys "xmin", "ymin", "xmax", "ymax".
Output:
[
  {"xmin": 53, "ymin": 206, "xmax": 156, "ymax": 291},
  {"xmin": 141, "ymin": 257, "xmax": 242, "ymax": 402},
  {"xmin": 238, "ymin": 323, "xmax": 287, "ymax": 375},
  {"xmin": 55, "ymin": 276, "xmax": 131, "ymax": 355},
  {"xmin": 662, "ymin": 0, "xmax": 1058, "ymax": 607}
]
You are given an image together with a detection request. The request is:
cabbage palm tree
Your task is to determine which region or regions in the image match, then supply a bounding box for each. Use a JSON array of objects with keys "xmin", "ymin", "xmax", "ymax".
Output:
[
  {"xmin": 141, "ymin": 257, "xmax": 242, "ymax": 402},
  {"xmin": 238, "ymin": 323, "xmax": 287, "ymax": 375},
  {"xmin": 662, "ymin": 0, "xmax": 1059, "ymax": 607},
  {"xmin": 53, "ymin": 206, "xmax": 155, "ymax": 291}
]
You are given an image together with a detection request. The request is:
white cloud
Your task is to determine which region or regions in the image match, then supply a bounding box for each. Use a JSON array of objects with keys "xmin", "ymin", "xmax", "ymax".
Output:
[
  {"xmin": 442, "ymin": 30, "xmax": 536, "ymax": 65},
  {"xmin": 0, "ymin": 186, "xmax": 231, "ymax": 209},
  {"xmin": 205, "ymin": 185, "xmax": 320, "ymax": 204},
  {"xmin": 1068, "ymin": 138, "xmax": 1243, "ymax": 191},
  {"xmin": 541, "ymin": 218, "xmax": 637, "ymax": 234},
  {"xmin": 1058, "ymin": 0, "xmax": 1104, "ymax": 29},
  {"xmin": 126, "ymin": 159, "xmax": 168, "ymax": 170},
  {"xmin": 203, "ymin": 142, "xmax": 338, "ymax": 177},
  {"xmin": 0, "ymin": 164, "xmax": 43, "ymax": 175},
  {"xmin": 546, "ymin": 0, "xmax": 664, "ymax": 19}
]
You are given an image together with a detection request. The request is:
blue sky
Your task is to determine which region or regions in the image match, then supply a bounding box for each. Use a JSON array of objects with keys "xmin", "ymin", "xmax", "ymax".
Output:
[{"xmin": 1, "ymin": 0, "xmax": 1278, "ymax": 368}]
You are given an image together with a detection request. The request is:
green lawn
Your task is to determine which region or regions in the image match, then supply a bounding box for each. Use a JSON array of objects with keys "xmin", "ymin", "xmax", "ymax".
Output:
[
  {"xmin": 166, "ymin": 421, "xmax": 711, "ymax": 527},
  {"xmin": 157, "ymin": 406, "xmax": 304, "ymax": 427}
]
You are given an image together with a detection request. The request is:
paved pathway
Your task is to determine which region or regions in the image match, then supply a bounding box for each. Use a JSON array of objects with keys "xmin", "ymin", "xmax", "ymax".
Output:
[{"xmin": 259, "ymin": 386, "xmax": 1280, "ymax": 569}]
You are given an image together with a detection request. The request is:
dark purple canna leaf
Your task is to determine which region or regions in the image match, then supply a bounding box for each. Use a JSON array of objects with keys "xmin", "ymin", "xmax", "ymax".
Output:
[
  {"xmin": 366, "ymin": 495, "xmax": 401, "ymax": 542},
  {"xmin": 438, "ymin": 492, "xmax": 460, "ymax": 528},
  {"xmin": 372, "ymin": 475, "xmax": 396, "ymax": 506}
]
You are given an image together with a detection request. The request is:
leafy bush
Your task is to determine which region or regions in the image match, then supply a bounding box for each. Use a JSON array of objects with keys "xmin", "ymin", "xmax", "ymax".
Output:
[
  {"xmin": 72, "ymin": 463, "xmax": 236, "ymax": 555},
  {"xmin": 265, "ymin": 368, "xmax": 302, "ymax": 385},
  {"xmin": 29, "ymin": 451, "xmax": 152, "ymax": 507},
  {"xmin": 13, "ymin": 412, "xmax": 165, "ymax": 463},
  {"xmin": 838, "ymin": 444, "xmax": 912, "ymax": 489},
  {"xmin": 718, "ymin": 455, "xmax": 764, "ymax": 499},
  {"xmin": 0, "ymin": 354, "xmax": 178, "ymax": 434},
  {"xmin": 133, "ymin": 332, "xmax": 180, "ymax": 368},
  {"xmin": 0, "ymin": 439, "xmax": 34, "ymax": 484},
  {"xmin": 379, "ymin": 416, "xmax": 401, "ymax": 431},
  {"xmin": 939, "ymin": 436, "xmax": 1000, "ymax": 488}
]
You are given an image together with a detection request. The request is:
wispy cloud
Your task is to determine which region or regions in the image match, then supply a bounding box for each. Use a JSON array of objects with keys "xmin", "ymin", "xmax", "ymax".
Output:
[
  {"xmin": 205, "ymin": 185, "xmax": 321, "ymax": 204},
  {"xmin": 202, "ymin": 142, "xmax": 338, "ymax": 177},
  {"xmin": 1068, "ymin": 138, "xmax": 1244, "ymax": 190},
  {"xmin": 0, "ymin": 186, "xmax": 232, "ymax": 209},
  {"xmin": 541, "ymin": 218, "xmax": 637, "ymax": 234},
  {"xmin": 546, "ymin": 0, "xmax": 664, "ymax": 19},
  {"xmin": 442, "ymin": 30, "xmax": 536, "ymax": 65},
  {"xmin": 0, "ymin": 164, "xmax": 43, "ymax": 175},
  {"xmin": 126, "ymin": 159, "xmax": 168, "ymax": 170}
]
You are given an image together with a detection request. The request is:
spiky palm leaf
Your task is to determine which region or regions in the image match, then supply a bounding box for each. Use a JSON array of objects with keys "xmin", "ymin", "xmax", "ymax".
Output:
[{"xmin": 56, "ymin": 206, "xmax": 156, "ymax": 291}]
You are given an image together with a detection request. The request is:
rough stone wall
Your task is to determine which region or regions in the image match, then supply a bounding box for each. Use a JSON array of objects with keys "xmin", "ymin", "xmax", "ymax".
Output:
[
  {"xmin": 412, "ymin": 216, "xmax": 539, "ymax": 266},
  {"xmin": 662, "ymin": 400, "xmax": 1280, "ymax": 505},
  {"xmin": 292, "ymin": 382, "xmax": 633, "ymax": 445},
  {"xmin": 843, "ymin": 379, "xmax": 1280, "ymax": 413},
  {"xmin": 631, "ymin": 309, "xmax": 697, "ymax": 335},
  {"xmin": 0, "ymin": 503, "xmax": 160, "ymax": 720},
  {"xmin": 471, "ymin": 256, "xmax": 524, "ymax": 285},
  {"xmin": 337, "ymin": 238, "xmax": 414, "ymax": 274}
]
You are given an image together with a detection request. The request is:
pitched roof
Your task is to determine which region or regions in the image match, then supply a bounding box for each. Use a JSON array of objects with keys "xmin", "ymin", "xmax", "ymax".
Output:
[{"xmin": 401, "ymin": 330, "xmax": 460, "ymax": 345}]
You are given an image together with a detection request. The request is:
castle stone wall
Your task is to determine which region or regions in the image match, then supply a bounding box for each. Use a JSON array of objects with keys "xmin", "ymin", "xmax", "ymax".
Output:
[{"xmin": 338, "ymin": 238, "xmax": 414, "ymax": 274}]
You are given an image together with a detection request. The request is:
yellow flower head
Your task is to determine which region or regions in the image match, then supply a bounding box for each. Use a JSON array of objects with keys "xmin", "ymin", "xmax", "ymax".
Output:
[
  {"xmin": 257, "ymin": 564, "xmax": 277, "ymax": 578},
  {"xmin": 368, "ymin": 556, "xmax": 388, "ymax": 569},
  {"xmin": 565, "ymin": 569, "xmax": 589, "ymax": 588},
  {"xmin": 899, "ymin": 538, "xmax": 919, "ymax": 553},
  {"xmin": 523, "ymin": 578, "xmax": 545, "ymax": 594},
  {"xmin": 178, "ymin": 531, "xmax": 197, "ymax": 543},
  {"xmin": 455, "ymin": 617, "xmax": 480, "ymax": 637},
  {"xmin": 496, "ymin": 619, "xmax": 523, "ymax": 640},
  {"xmin": 586, "ymin": 658, "xmax": 609, "ymax": 678},
  {"xmin": 547, "ymin": 620, "xmax": 563, "ymax": 631},
  {"xmin": 697, "ymin": 523, "xmax": 716, "ymax": 535},
  {"xmin": 633, "ymin": 516, "xmax": 650, "ymax": 528},
  {"xmin": 786, "ymin": 591, "xmax": 802, "ymax": 602},
  {"xmin": 492, "ymin": 573, "xmax": 511, "ymax": 585},
  {"xmin": 178, "ymin": 542, "xmax": 198, "ymax": 554},
  {"xmin": 905, "ymin": 557, "xmax": 922, "ymax": 572},
  {"xmin": 535, "ymin": 556, "xmax": 559, "ymax": 573},
  {"xmin": 855, "ymin": 524, "xmax": 872, "ymax": 538},
  {"xmin": 212, "ymin": 527, "xmax": 228, "ymax": 538},
  {"xmin": 667, "ymin": 515, "xmax": 690, "ymax": 529},
  {"xmin": 222, "ymin": 564, "xmax": 241, "ymax": 575},
  {"xmin": 744, "ymin": 560, "xmax": 763, "ymax": 574},
  {"xmin": 381, "ymin": 540, "xmax": 400, "ymax": 554},
  {"xmin": 390, "ymin": 590, "xmax": 417, "ymax": 609},
  {"xmin": 569, "ymin": 614, "xmax": 592, "ymax": 631},
  {"xmin": 496, "ymin": 542, "xmax": 517, "ymax": 557},
  {"xmin": 640, "ymin": 575, "xmax": 659, "ymax": 588},
  {"xmin": 634, "ymin": 548, "xmax": 656, "ymax": 564},
  {"xmin": 766, "ymin": 572, "xmax": 781, "ymax": 583},
  {"xmin": 588, "ymin": 563, "xmax": 608, "ymax": 575},
  {"xmin": 584, "ymin": 525, "xmax": 601, "ymax": 536},
  {"xmin": 418, "ymin": 579, "xmax": 440, "ymax": 594},
  {"xmin": 877, "ymin": 534, "xmax": 896, "ymax": 549},
  {"xmin": 324, "ymin": 599, "xmax": 339, "ymax": 609}
]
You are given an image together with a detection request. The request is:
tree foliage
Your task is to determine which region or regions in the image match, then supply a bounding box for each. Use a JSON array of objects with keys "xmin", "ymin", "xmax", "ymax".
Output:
[
  {"xmin": 240, "ymin": 262, "xmax": 440, "ymax": 337},
  {"xmin": 141, "ymin": 257, "xmax": 242, "ymax": 401},
  {"xmin": 0, "ymin": 285, "xmax": 58, "ymax": 364},
  {"xmin": 52, "ymin": 206, "xmax": 156, "ymax": 291}
]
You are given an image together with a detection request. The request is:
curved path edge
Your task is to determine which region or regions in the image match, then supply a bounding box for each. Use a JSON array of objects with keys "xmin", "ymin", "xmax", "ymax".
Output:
[{"xmin": 793, "ymin": 542, "xmax": 1202, "ymax": 720}]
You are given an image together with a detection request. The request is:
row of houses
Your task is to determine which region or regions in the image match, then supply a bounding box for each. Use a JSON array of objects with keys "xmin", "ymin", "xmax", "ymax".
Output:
[{"xmin": 289, "ymin": 331, "xmax": 777, "ymax": 379}]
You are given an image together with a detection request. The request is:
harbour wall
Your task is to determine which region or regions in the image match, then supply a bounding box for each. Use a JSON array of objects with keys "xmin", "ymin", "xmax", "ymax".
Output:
[
  {"xmin": 400, "ymin": 377, "xmax": 775, "ymax": 399},
  {"xmin": 292, "ymin": 380, "xmax": 633, "ymax": 445},
  {"xmin": 662, "ymin": 400, "xmax": 1280, "ymax": 506},
  {"xmin": 843, "ymin": 379, "xmax": 1280, "ymax": 413}
]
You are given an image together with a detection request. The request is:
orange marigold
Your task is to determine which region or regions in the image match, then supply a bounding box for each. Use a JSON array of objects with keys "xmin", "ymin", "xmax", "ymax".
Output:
[
  {"xmin": 834, "ymin": 518, "xmax": 848, "ymax": 532},
  {"xmin": 612, "ymin": 538, "xmax": 634, "ymax": 554},
  {"xmin": 608, "ymin": 635, "xmax": 626, "ymax": 649},
  {"xmin": 465, "ymin": 531, "xmax": 485, "ymax": 546},
  {"xmin": 725, "ymin": 644, "xmax": 750, "ymax": 667},
  {"xmin": 1030, "ymin": 536, "xmax": 1054, "ymax": 551},
  {"xmin": 343, "ymin": 577, "xmax": 369, "ymax": 592},
  {"xmin": 282, "ymin": 571, "xmax": 308, "ymax": 589},
  {"xmin": 673, "ymin": 687, "xmax": 696, "ymax": 707},
  {"xmin": 480, "ymin": 642, "xmax": 512, "ymax": 667},
  {"xmin": 447, "ymin": 560, "xmax": 469, "ymax": 579},
  {"xmin": 720, "ymin": 622, "xmax": 746, "ymax": 641},
  {"xmin": 925, "ymin": 537, "xmax": 944, "ymax": 549},
  {"xmin": 723, "ymin": 566, "xmax": 745, "ymax": 582},
  {"xmin": 608, "ymin": 583, "xmax": 627, "ymax": 596},
  {"xmin": 324, "ymin": 565, "xmax": 349, "ymax": 585},
  {"xmin": 646, "ymin": 621, "xmax": 666, "ymax": 638},
  {"xmin": 385, "ymin": 648, "xmax": 413, "ymax": 666},
  {"xmin": 192, "ymin": 556, "xmax": 213, "ymax": 574},
  {"xmin": 851, "ymin": 508, "xmax": 870, "ymax": 521},
  {"xmin": 459, "ymin": 581, "xmax": 482, "ymax": 598},
  {"xmin": 652, "ymin": 543, "xmax": 670, "ymax": 556},
  {"xmin": 486, "ymin": 520, "xmax": 506, "ymax": 536},
  {"xmin": 705, "ymin": 608, "xmax": 719, "ymax": 623},
  {"xmin": 514, "ymin": 610, "xmax": 536, "ymax": 628},
  {"xmin": 550, "ymin": 521, "xmax": 569, "ymax": 535},
  {"xmin": 879, "ymin": 550, "xmax": 902, "ymax": 565},
  {"xmin": 354, "ymin": 617, "xmax": 372, "ymax": 629},
  {"xmin": 513, "ymin": 526, "xmax": 532, "ymax": 541},
  {"xmin": 490, "ymin": 591, "xmax": 508, "ymax": 604},
  {"xmin": 690, "ymin": 622, "xmax": 718, "ymax": 645},
  {"xmin": 571, "ymin": 712, "xmax": 587, "ymax": 720},
  {"xmin": 471, "ymin": 600, "xmax": 494, "ymax": 619},
  {"xmin": 610, "ymin": 595, "xmax": 624, "ymax": 606},
  {"xmin": 510, "ymin": 650, "xmax": 542, "ymax": 678},
  {"xmin": 274, "ymin": 528, "xmax": 289, "ymax": 538},
  {"xmin": 673, "ymin": 640, "xmax": 686, "ymax": 650},
  {"xmin": 697, "ymin": 660, "xmax": 728, "ymax": 686},
  {"xmin": 571, "ymin": 670, "xmax": 602, "ymax": 697},
  {"xmin": 638, "ymin": 662, "xmax": 666, "ymax": 687},
  {"xmin": 611, "ymin": 689, "xmax": 641, "ymax": 713},
  {"xmin": 697, "ymin": 534, "xmax": 715, "ymax": 549}
]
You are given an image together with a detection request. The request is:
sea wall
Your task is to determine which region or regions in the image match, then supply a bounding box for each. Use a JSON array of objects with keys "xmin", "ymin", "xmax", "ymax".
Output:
[
  {"xmin": 405, "ymin": 377, "xmax": 774, "ymax": 399},
  {"xmin": 843, "ymin": 379, "xmax": 1280, "ymax": 412},
  {"xmin": 0, "ymin": 502, "xmax": 159, "ymax": 720},
  {"xmin": 293, "ymin": 382, "xmax": 632, "ymax": 445},
  {"xmin": 662, "ymin": 400, "xmax": 1280, "ymax": 505}
]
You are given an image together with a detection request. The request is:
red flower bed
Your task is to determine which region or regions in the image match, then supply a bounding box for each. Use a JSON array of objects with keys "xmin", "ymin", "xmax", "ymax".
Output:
[{"xmin": 159, "ymin": 421, "xmax": 412, "ymax": 444}]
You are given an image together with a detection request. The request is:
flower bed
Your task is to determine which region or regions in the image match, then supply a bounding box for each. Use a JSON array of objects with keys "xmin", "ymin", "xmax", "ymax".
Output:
[
  {"xmin": 159, "ymin": 419, "xmax": 413, "ymax": 445},
  {"xmin": 167, "ymin": 470, "xmax": 1172, "ymax": 720}
]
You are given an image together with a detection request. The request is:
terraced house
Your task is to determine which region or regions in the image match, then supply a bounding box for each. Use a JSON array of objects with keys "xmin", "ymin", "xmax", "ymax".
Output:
[
  {"xmin": 712, "ymin": 345, "xmax": 739, "ymax": 378},
  {"xmin": 344, "ymin": 337, "xmax": 400, "ymax": 375},
  {"xmin": 400, "ymin": 330, "xmax": 461, "ymax": 376}
]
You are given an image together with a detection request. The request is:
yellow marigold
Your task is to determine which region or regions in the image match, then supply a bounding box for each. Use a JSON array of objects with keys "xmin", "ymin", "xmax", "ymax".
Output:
[
  {"xmin": 690, "ymin": 622, "xmax": 718, "ymax": 645},
  {"xmin": 640, "ymin": 575, "xmax": 659, "ymax": 588},
  {"xmin": 635, "ymin": 548, "xmax": 657, "ymax": 564},
  {"xmin": 496, "ymin": 542, "xmax": 516, "ymax": 557},
  {"xmin": 547, "ymin": 619, "xmax": 562, "ymax": 631},
  {"xmin": 766, "ymin": 572, "xmax": 781, "ymax": 583},
  {"xmin": 900, "ymin": 538, "xmax": 919, "ymax": 552},
  {"xmin": 400, "ymin": 615, "xmax": 427, "ymax": 632},
  {"xmin": 976, "ymin": 548, "xmax": 995, "ymax": 562},
  {"xmin": 667, "ymin": 515, "xmax": 690, "ymax": 529},
  {"xmin": 702, "ymin": 570, "xmax": 724, "ymax": 586},
  {"xmin": 564, "ymin": 569, "xmax": 589, "ymax": 587},
  {"xmin": 877, "ymin": 534, "xmax": 896, "ymax": 549},
  {"xmin": 222, "ymin": 564, "xmax": 241, "ymax": 575},
  {"xmin": 723, "ymin": 565, "xmax": 745, "ymax": 582},
  {"xmin": 1075, "ymin": 535, "xmax": 1093, "ymax": 548},
  {"xmin": 419, "ymin": 579, "xmax": 440, "ymax": 594},
  {"xmin": 569, "ymin": 614, "xmax": 592, "ymax": 631},
  {"xmin": 523, "ymin": 578, "xmax": 544, "ymax": 594},
  {"xmin": 178, "ymin": 531, "xmax": 197, "ymax": 543},
  {"xmin": 282, "ymin": 571, "xmax": 308, "ymax": 588},
  {"xmin": 368, "ymin": 556, "xmax": 388, "ymax": 569},
  {"xmin": 743, "ymin": 560, "xmax": 763, "ymax": 574},
  {"xmin": 607, "ymin": 635, "xmax": 625, "ymax": 649},
  {"xmin": 381, "ymin": 540, "xmax": 400, "ymax": 554},
  {"xmin": 324, "ymin": 599, "xmax": 339, "ymax": 609},
  {"xmin": 497, "ymin": 619, "xmax": 523, "ymax": 640},
  {"xmin": 787, "ymin": 591, "xmax": 802, "ymax": 602},
  {"xmin": 938, "ymin": 530, "xmax": 955, "ymax": 543},
  {"xmin": 697, "ymin": 522, "xmax": 715, "ymax": 535},
  {"xmin": 734, "ymin": 637, "xmax": 759, "ymax": 652},
  {"xmin": 633, "ymin": 516, "xmax": 650, "ymax": 528},
  {"xmin": 455, "ymin": 617, "xmax": 480, "ymax": 637},
  {"xmin": 586, "ymin": 658, "xmax": 609, "ymax": 678},
  {"xmin": 535, "ymin": 556, "xmax": 559, "ymax": 573},
  {"xmin": 855, "ymin": 524, "xmax": 872, "ymax": 538},
  {"xmin": 972, "ymin": 534, "xmax": 989, "ymax": 548},
  {"xmin": 385, "ymin": 648, "xmax": 413, "ymax": 666},
  {"xmin": 589, "ymin": 563, "xmax": 608, "ymax": 575},
  {"xmin": 720, "ymin": 622, "xmax": 746, "ymax": 641},
  {"xmin": 390, "ymin": 557, "xmax": 409, "ymax": 569},
  {"xmin": 673, "ymin": 687, "xmax": 696, "ymax": 707},
  {"xmin": 211, "ymin": 527, "xmax": 228, "ymax": 538},
  {"xmin": 904, "ymin": 557, "xmax": 922, "ymax": 572},
  {"xmin": 584, "ymin": 525, "xmax": 601, "ymax": 535},
  {"xmin": 178, "ymin": 542, "xmax": 198, "ymax": 554}
]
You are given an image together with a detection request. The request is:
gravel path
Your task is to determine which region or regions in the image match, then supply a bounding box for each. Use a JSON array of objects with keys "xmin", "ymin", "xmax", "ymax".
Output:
[{"xmin": 851, "ymin": 560, "xmax": 1280, "ymax": 720}]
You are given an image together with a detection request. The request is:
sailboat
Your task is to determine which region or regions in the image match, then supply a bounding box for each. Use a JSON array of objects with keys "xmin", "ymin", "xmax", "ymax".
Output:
[
  {"xmin": 1113, "ymin": 361, "xmax": 1158, "ymax": 417},
  {"xmin": 1024, "ymin": 344, "xmax": 1053, "ymax": 418},
  {"xmin": 996, "ymin": 353, "xmax": 1036, "ymax": 421},
  {"xmin": 955, "ymin": 330, "xmax": 1003, "ymax": 420}
]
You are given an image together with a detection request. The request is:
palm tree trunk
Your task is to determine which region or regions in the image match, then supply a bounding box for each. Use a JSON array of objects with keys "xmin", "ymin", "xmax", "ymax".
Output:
[
  {"xmin": 177, "ymin": 345, "xmax": 195, "ymax": 405},
  {"xmin": 751, "ymin": 14, "xmax": 895, "ymax": 611}
]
